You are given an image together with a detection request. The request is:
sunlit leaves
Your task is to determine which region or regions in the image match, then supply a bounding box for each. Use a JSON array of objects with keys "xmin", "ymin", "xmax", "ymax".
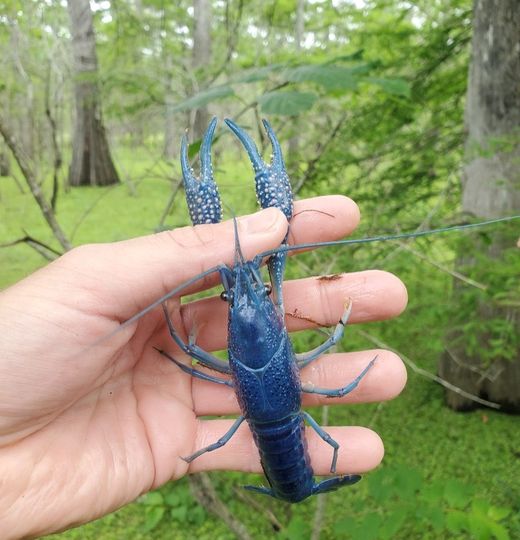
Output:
[
  {"xmin": 283, "ymin": 64, "xmax": 361, "ymax": 90},
  {"xmin": 365, "ymin": 76, "xmax": 412, "ymax": 97},
  {"xmin": 258, "ymin": 90, "xmax": 318, "ymax": 115},
  {"xmin": 172, "ymin": 85, "xmax": 235, "ymax": 112},
  {"xmin": 230, "ymin": 64, "xmax": 284, "ymax": 83}
]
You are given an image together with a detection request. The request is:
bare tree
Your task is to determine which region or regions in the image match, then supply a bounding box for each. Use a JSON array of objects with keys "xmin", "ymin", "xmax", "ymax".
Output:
[
  {"xmin": 439, "ymin": 0, "xmax": 520, "ymax": 411},
  {"xmin": 66, "ymin": 0, "xmax": 119, "ymax": 186}
]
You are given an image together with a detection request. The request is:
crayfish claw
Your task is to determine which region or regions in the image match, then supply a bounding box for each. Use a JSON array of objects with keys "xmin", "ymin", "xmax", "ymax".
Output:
[
  {"xmin": 224, "ymin": 118, "xmax": 293, "ymax": 221},
  {"xmin": 181, "ymin": 117, "xmax": 222, "ymax": 225}
]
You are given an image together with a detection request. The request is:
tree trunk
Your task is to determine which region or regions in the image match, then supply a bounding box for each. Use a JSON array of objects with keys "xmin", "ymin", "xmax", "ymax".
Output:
[
  {"xmin": 66, "ymin": 0, "xmax": 119, "ymax": 186},
  {"xmin": 192, "ymin": 0, "xmax": 211, "ymax": 141},
  {"xmin": 439, "ymin": 0, "xmax": 520, "ymax": 411}
]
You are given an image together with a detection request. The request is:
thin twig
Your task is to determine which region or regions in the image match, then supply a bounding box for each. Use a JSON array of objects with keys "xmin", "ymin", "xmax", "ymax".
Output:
[
  {"xmin": 7, "ymin": 171, "xmax": 25, "ymax": 194},
  {"xmin": 188, "ymin": 473, "xmax": 252, "ymax": 540},
  {"xmin": 157, "ymin": 176, "xmax": 184, "ymax": 230},
  {"xmin": 444, "ymin": 346, "xmax": 504, "ymax": 383},
  {"xmin": 367, "ymin": 402, "xmax": 385, "ymax": 430},
  {"xmin": 44, "ymin": 58, "xmax": 63, "ymax": 212},
  {"xmin": 395, "ymin": 241, "xmax": 487, "ymax": 290},
  {"xmin": 233, "ymin": 487, "xmax": 282, "ymax": 532},
  {"xmin": 0, "ymin": 234, "xmax": 62, "ymax": 261},
  {"xmin": 292, "ymin": 113, "xmax": 349, "ymax": 195},
  {"xmin": 355, "ymin": 328, "xmax": 501, "ymax": 409},
  {"xmin": 69, "ymin": 185, "xmax": 117, "ymax": 243}
]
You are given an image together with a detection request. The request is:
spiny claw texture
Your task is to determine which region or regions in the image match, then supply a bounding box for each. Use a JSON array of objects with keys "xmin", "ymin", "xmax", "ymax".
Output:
[
  {"xmin": 224, "ymin": 118, "xmax": 294, "ymax": 311},
  {"xmin": 168, "ymin": 118, "xmax": 373, "ymax": 503},
  {"xmin": 181, "ymin": 117, "xmax": 222, "ymax": 225},
  {"xmin": 224, "ymin": 118, "xmax": 293, "ymax": 221}
]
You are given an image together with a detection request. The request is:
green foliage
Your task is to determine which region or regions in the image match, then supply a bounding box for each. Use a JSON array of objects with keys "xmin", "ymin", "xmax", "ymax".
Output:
[
  {"xmin": 168, "ymin": 59, "xmax": 411, "ymax": 117},
  {"xmin": 172, "ymin": 86, "xmax": 236, "ymax": 113},
  {"xmin": 284, "ymin": 64, "xmax": 362, "ymax": 90},
  {"xmin": 3, "ymin": 0, "xmax": 519, "ymax": 539},
  {"xmin": 258, "ymin": 90, "xmax": 318, "ymax": 115},
  {"xmin": 229, "ymin": 64, "xmax": 284, "ymax": 83},
  {"xmin": 333, "ymin": 465, "xmax": 513, "ymax": 540},
  {"xmin": 446, "ymin": 232, "xmax": 520, "ymax": 365},
  {"xmin": 364, "ymin": 77, "xmax": 412, "ymax": 97},
  {"xmin": 139, "ymin": 481, "xmax": 206, "ymax": 533},
  {"xmin": 279, "ymin": 517, "xmax": 312, "ymax": 540}
]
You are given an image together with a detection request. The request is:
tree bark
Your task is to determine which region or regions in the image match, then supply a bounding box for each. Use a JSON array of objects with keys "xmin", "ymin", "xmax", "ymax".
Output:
[
  {"xmin": 439, "ymin": 0, "xmax": 520, "ymax": 411},
  {"xmin": 66, "ymin": 0, "xmax": 119, "ymax": 186},
  {"xmin": 192, "ymin": 0, "xmax": 212, "ymax": 141}
]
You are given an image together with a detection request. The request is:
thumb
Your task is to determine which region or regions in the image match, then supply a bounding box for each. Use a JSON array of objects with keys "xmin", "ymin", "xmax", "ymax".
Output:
[{"xmin": 54, "ymin": 207, "xmax": 288, "ymax": 321}]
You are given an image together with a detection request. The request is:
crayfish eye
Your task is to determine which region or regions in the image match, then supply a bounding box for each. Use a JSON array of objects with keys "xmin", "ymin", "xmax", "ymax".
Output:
[
  {"xmin": 264, "ymin": 284, "xmax": 273, "ymax": 296},
  {"xmin": 220, "ymin": 290, "xmax": 234, "ymax": 304}
]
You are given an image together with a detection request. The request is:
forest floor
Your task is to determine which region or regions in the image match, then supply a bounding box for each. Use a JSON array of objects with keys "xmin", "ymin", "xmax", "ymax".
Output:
[{"xmin": 1, "ymin": 150, "xmax": 518, "ymax": 540}]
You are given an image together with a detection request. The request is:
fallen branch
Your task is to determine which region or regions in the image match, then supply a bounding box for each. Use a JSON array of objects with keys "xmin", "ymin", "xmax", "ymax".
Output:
[
  {"xmin": 233, "ymin": 487, "xmax": 282, "ymax": 532},
  {"xmin": 355, "ymin": 328, "xmax": 501, "ymax": 409},
  {"xmin": 0, "ymin": 116, "xmax": 71, "ymax": 252}
]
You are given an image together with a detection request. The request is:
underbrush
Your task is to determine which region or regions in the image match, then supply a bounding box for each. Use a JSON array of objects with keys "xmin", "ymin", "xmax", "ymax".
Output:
[{"xmin": 2, "ymin": 152, "xmax": 518, "ymax": 539}]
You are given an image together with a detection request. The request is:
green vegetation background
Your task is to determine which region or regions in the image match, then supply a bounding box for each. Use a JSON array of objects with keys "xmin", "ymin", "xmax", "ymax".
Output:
[
  {"xmin": 1, "ymin": 0, "xmax": 519, "ymax": 538},
  {"xmin": 1, "ymin": 150, "xmax": 518, "ymax": 539}
]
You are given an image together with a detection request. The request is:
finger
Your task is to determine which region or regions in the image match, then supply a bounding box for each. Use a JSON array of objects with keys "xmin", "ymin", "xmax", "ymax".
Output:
[
  {"xmin": 186, "ymin": 421, "xmax": 383, "ymax": 475},
  {"xmin": 179, "ymin": 270, "xmax": 407, "ymax": 351},
  {"xmin": 48, "ymin": 195, "xmax": 359, "ymax": 321},
  {"xmin": 185, "ymin": 349, "xmax": 406, "ymax": 415}
]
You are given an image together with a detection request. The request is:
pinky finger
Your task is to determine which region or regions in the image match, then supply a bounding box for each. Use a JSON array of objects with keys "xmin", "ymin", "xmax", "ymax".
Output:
[{"xmin": 186, "ymin": 419, "xmax": 384, "ymax": 476}]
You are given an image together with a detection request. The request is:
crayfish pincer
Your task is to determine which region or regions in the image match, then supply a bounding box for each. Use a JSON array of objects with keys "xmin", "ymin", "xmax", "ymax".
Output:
[{"xmin": 156, "ymin": 118, "xmax": 377, "ymax": 502}]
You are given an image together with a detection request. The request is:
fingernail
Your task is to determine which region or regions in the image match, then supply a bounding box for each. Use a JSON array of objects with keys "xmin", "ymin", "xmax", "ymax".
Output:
[{"xmin": 239, "ymin": 208, "xmax": 283, "ymax": 234}]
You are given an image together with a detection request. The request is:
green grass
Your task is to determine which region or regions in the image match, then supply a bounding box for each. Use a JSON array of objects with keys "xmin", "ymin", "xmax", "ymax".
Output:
[
  {"xmin": 2, "ymin": 150, "xmax": 519, "ymax": 539},
  {"xmin": 0, "ymin": 147, "xmax": 259, "ymax": 288}
]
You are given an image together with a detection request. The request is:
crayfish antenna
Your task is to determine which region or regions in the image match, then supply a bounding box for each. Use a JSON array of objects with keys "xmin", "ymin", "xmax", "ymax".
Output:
[{"xmin": 231, "ymin": 214, "xmax": 246, "ymax": 266}]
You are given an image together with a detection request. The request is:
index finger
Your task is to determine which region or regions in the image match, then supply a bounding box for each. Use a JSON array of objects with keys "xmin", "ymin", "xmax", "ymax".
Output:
[{"xmin": 56, "ymin": 196, "xmax": 360, "ymax": 322}]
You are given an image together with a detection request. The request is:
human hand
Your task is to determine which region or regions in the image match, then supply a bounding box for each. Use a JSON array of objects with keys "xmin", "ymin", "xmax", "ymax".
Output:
[{"xmin": 0, "ymin": 195, "xmax": 407, "ymax": 538}]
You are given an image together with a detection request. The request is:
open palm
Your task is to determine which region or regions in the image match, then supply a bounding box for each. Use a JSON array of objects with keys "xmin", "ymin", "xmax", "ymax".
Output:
[{"xmin": 0, "ymin": 196, "xmax": 407, "ymax": 538}]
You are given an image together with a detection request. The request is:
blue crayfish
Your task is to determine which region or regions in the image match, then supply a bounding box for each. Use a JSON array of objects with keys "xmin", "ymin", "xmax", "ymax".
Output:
[
  {"xmin": 156, "ymin": 118, "xmax": 377, "ymax": 503},
  {"xmin": 145, "ymin": 119, "xmax": 519, "ymax": 503}
]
